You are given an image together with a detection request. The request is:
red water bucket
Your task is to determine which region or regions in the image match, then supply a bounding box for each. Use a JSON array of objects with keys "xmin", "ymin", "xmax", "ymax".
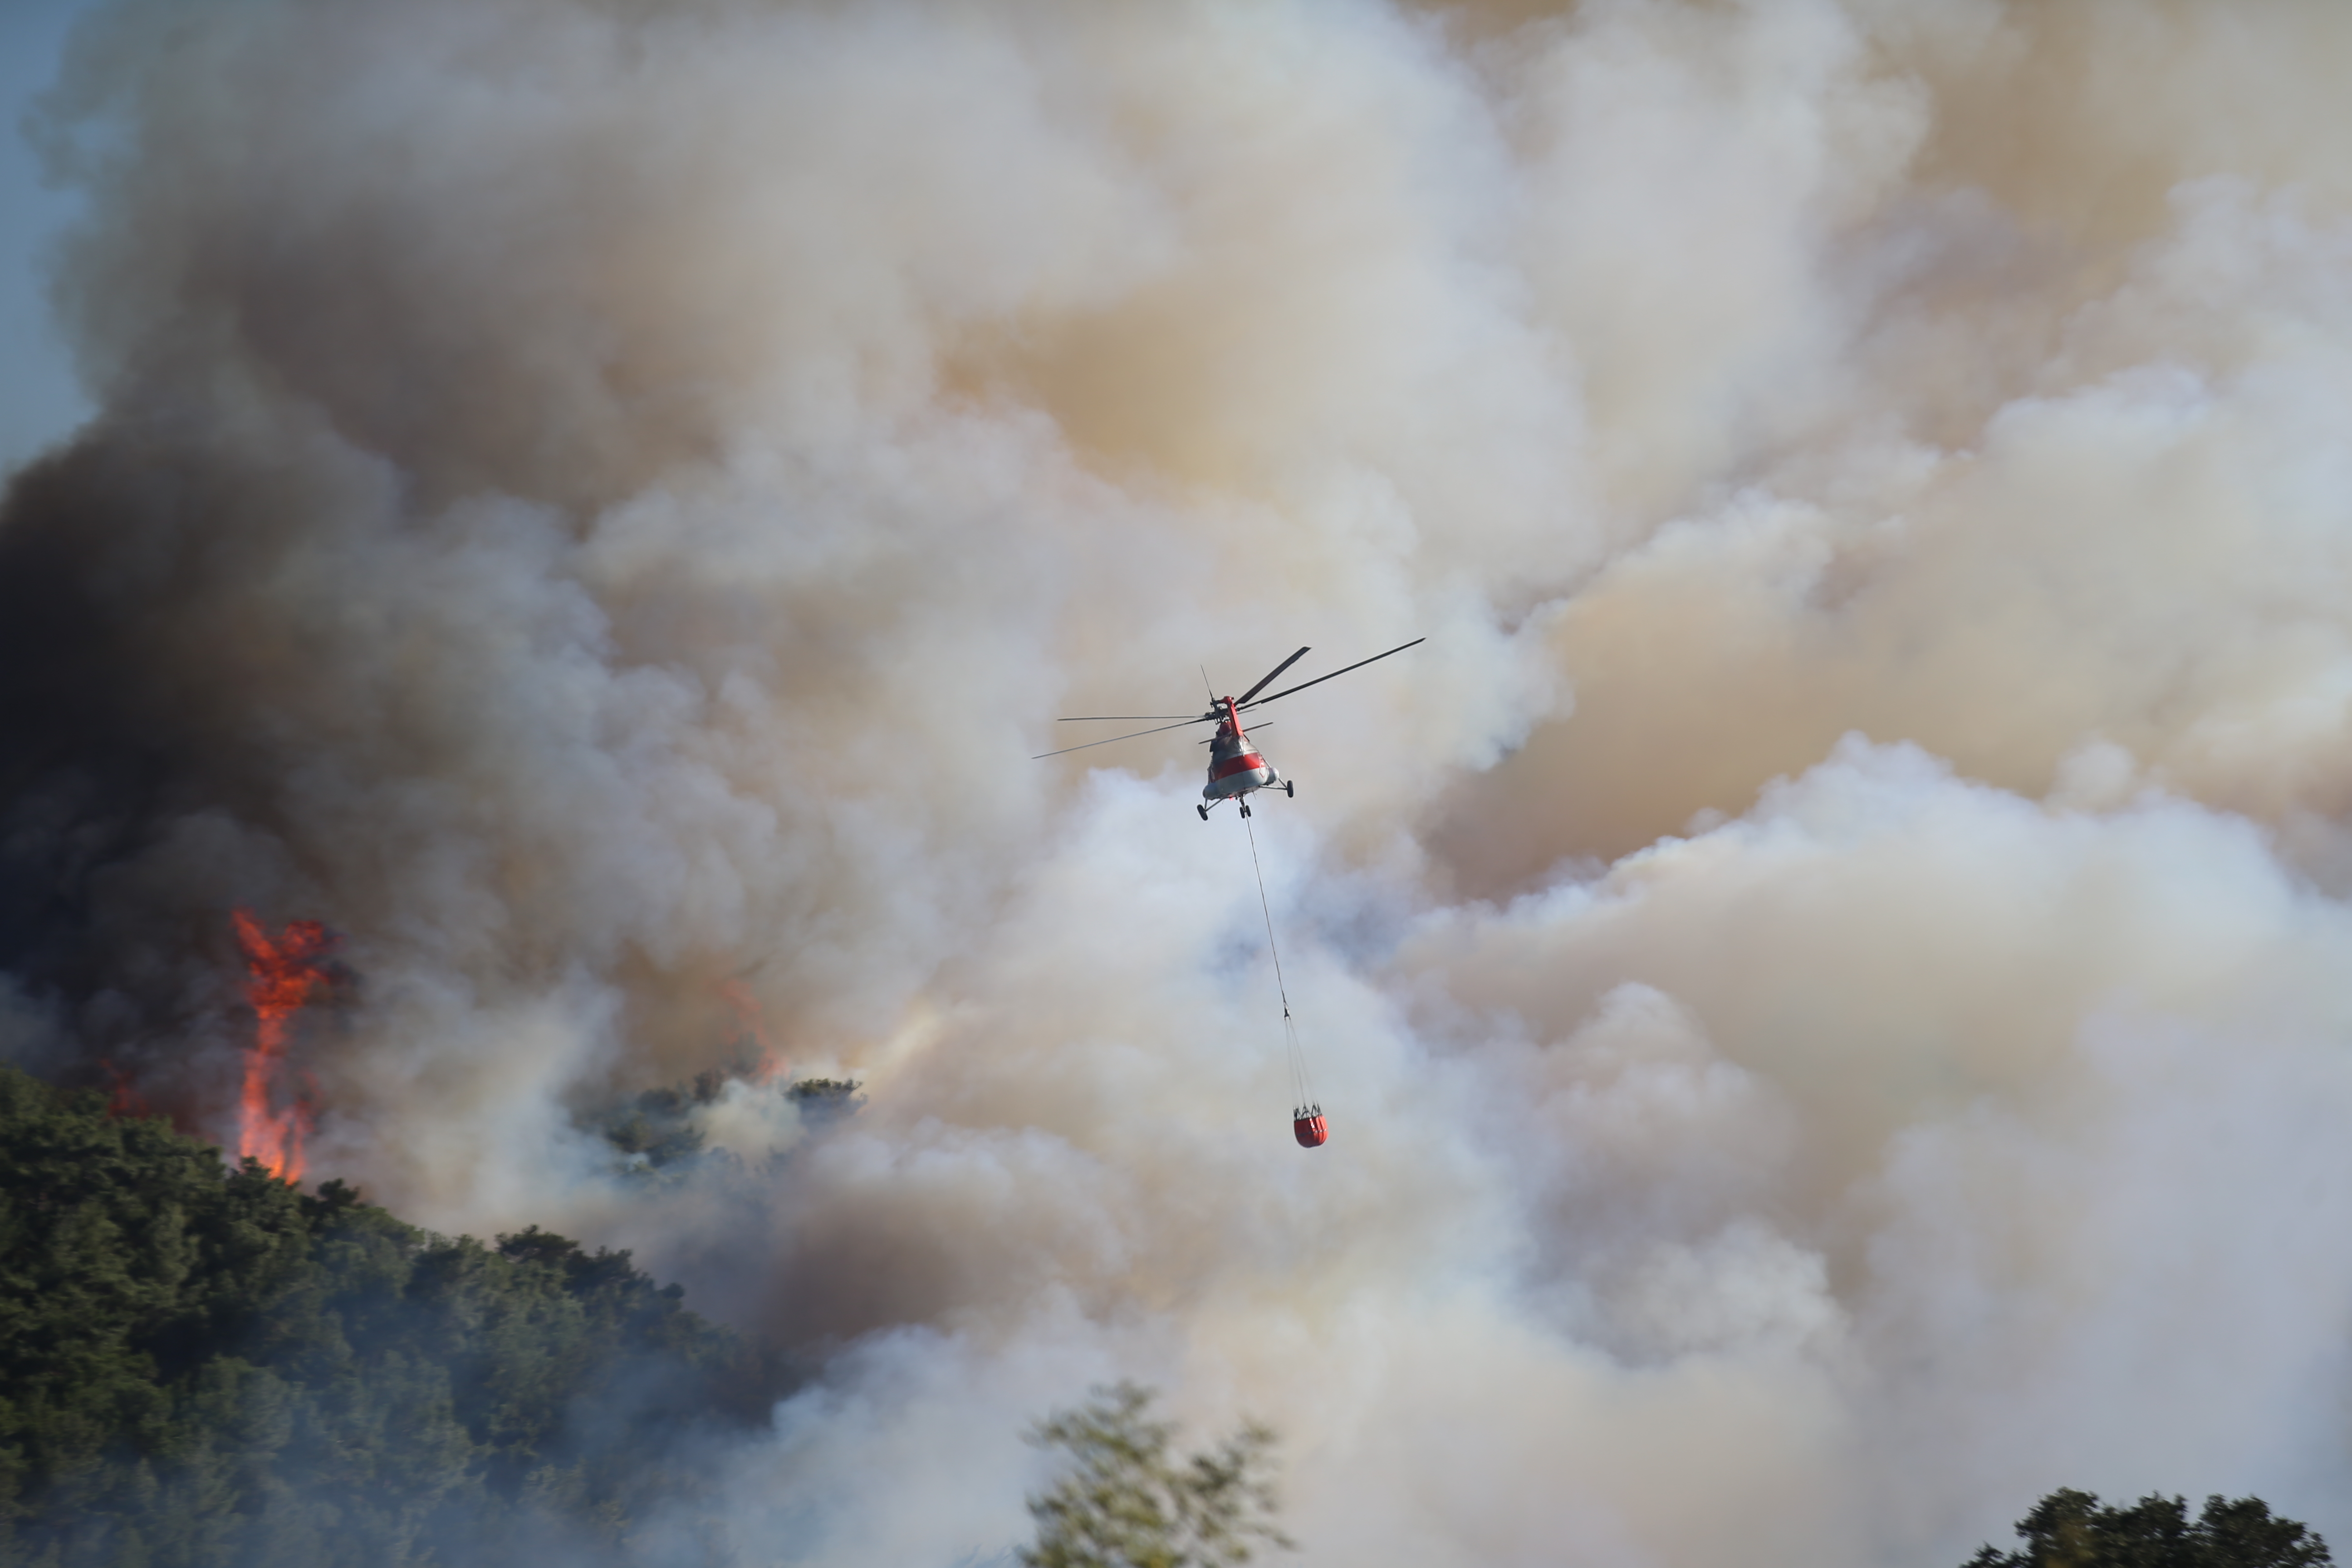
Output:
[{"xmin": 1293, "ymin": 1110, "xmax": 1328, "ymax": 1148}]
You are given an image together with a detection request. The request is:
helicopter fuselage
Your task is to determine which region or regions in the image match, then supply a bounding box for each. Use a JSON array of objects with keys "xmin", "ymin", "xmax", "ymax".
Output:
[{"xmin": 1204, "ymin": 698, "xmax": 1281, "ymax": 802}]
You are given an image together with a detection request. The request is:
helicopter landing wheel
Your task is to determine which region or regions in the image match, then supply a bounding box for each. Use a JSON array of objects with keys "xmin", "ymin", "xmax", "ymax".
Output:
[
  {"xmin": 1284, "ymin": 780, "xmax": 1295, "ymax": 798},
  {"xmin": 1197, "ymin": 804, "xmax": 1210, "ymax": 821},
  {"xmin": 1240, "ymin": 802, "xmax": 1252, "ymax": 818}
]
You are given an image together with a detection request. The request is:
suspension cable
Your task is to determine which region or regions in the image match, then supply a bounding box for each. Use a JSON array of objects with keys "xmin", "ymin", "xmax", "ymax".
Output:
[
  {"xmin": 1244, "ymin": 811, "xmax": 1317, "ymax": 1113},
  {"xmin": 1243, "ymin": 811, "xmax": 1289, "ymax": 1015}
]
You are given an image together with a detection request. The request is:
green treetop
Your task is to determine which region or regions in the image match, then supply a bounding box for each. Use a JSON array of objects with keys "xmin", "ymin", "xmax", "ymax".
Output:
[
  {"xmin": 1966, "ymin": 1488, "xmax": 2330, "ymax": 1568},
  {"xmin": 1019, "ymin": 1382, "xmax": 1293, "ymax": 1568},
  {"xmin": 0, "ymin": 1063, "xmax": 767, "ymax": 1567}
]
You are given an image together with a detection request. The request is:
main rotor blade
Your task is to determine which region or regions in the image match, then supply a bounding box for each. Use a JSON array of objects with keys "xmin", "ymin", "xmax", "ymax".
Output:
[
  {"xmin": 1032, "ymin": 715, "xmax": 1216, "ymax": 760},
  {"xmin": 1056, "ymin": 714, "xmax": 1208, "ymax": 722},
  {"xmin": 1236, "ymin": 647, "xmax": 1311, "ymax": 706},
  {"xmin": 1199, "ymin": 723, "xmax": 1270, "ymax": 743},
  {"xmin": 1240, "ymin": 637, "xmax": 1425, "ymax": 710}
]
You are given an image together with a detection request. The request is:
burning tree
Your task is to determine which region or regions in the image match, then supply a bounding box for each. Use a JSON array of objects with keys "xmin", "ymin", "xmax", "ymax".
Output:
[
  {"xmin": 230, "ymin": 911, "xmax": 340, "ymax": 1182},
  {"xmin": 719, "ymin": 976, "xmax": 786, "ymax": 1082}
]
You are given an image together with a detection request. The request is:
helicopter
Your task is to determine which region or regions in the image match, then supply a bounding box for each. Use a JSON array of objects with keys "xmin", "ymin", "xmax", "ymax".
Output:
[{"xmin": 1034, "ymin": 638, "xmax": 1425, "ymax": 818}]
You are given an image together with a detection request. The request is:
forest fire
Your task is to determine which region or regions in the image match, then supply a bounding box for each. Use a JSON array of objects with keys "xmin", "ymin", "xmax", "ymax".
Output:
[
  {"xmin": 719, "ymin": 978, "xmax": 784, "ymax": 1082},
  {"xmin": 231, "ymin": 911, "xmax": 337, "ymax": 1181},
  {"xmin": 100, "ymin": 1058, "xmax": 151, "ymax": 1120}
]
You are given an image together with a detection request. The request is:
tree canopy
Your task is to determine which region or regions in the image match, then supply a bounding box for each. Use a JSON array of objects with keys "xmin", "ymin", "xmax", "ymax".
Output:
[
  {"xmin": 0, "ymin": 1064, "xmax": 769, "ymax": 1567},
  {"xmin": 1966, "ymin": 1489, "xmax": 2331, "ymax": 1568},
  {"xmin": 1019, "ymin": 1382, "xmax": 1292, "ymax": 1568}
]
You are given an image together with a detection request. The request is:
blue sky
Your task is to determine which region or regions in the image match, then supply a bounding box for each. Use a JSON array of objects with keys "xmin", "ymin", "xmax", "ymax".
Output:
[{"xmin": 0, "ymin": 0, "xmax": 96, "ymax": 476}]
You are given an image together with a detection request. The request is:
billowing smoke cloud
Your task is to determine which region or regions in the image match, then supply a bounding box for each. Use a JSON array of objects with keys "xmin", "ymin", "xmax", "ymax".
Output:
[{"xmin": 10, "ymin": 0, "xmax": 2352, "ymax": 1562}]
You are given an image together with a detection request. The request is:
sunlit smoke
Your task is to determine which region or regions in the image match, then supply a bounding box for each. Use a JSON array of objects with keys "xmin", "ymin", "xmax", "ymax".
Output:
[{"xmin": 9, "ymin": 1, "xmax": 2352, "ymax": 1564}]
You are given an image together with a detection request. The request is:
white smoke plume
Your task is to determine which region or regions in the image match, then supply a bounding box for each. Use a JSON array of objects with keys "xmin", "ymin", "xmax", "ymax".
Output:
[{"xmin": 10, "ymin": 0, "xmax": 2352, "ymax": 1562}]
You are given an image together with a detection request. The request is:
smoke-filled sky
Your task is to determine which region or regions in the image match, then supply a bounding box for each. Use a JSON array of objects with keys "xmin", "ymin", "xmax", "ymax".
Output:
[
  {"xmin": 0, "ymin": 0, "xmax": 94, "ymax": 471},
  {"xmin": 11, "ymin": 0, "xmax": 2352, "ymax": 1563}
]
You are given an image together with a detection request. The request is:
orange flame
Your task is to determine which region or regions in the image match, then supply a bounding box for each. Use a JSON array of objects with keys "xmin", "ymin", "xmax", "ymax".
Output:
[
  {"xmin": 719, "ymin": 978, "xmax": 785, "ymax": 1083},
  {"xmin": 231, "ymin": 911, "xmax": 336, "ymax": 1181},
  {"xmin": 100, "ymin": 1058, "xmax": 152, "ymax": 1120}
]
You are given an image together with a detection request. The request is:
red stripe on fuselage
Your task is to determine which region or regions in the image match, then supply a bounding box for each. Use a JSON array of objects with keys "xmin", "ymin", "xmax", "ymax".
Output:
[{"xmin": 1211, "ymin": 752, "xmax": 1267, "ymax": 782}]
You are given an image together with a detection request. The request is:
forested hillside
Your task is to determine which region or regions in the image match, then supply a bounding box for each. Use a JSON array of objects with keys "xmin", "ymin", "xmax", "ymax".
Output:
[{"xmin": 0, "ymin": 1066, "xmax": 771, "ymax": 1567}]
